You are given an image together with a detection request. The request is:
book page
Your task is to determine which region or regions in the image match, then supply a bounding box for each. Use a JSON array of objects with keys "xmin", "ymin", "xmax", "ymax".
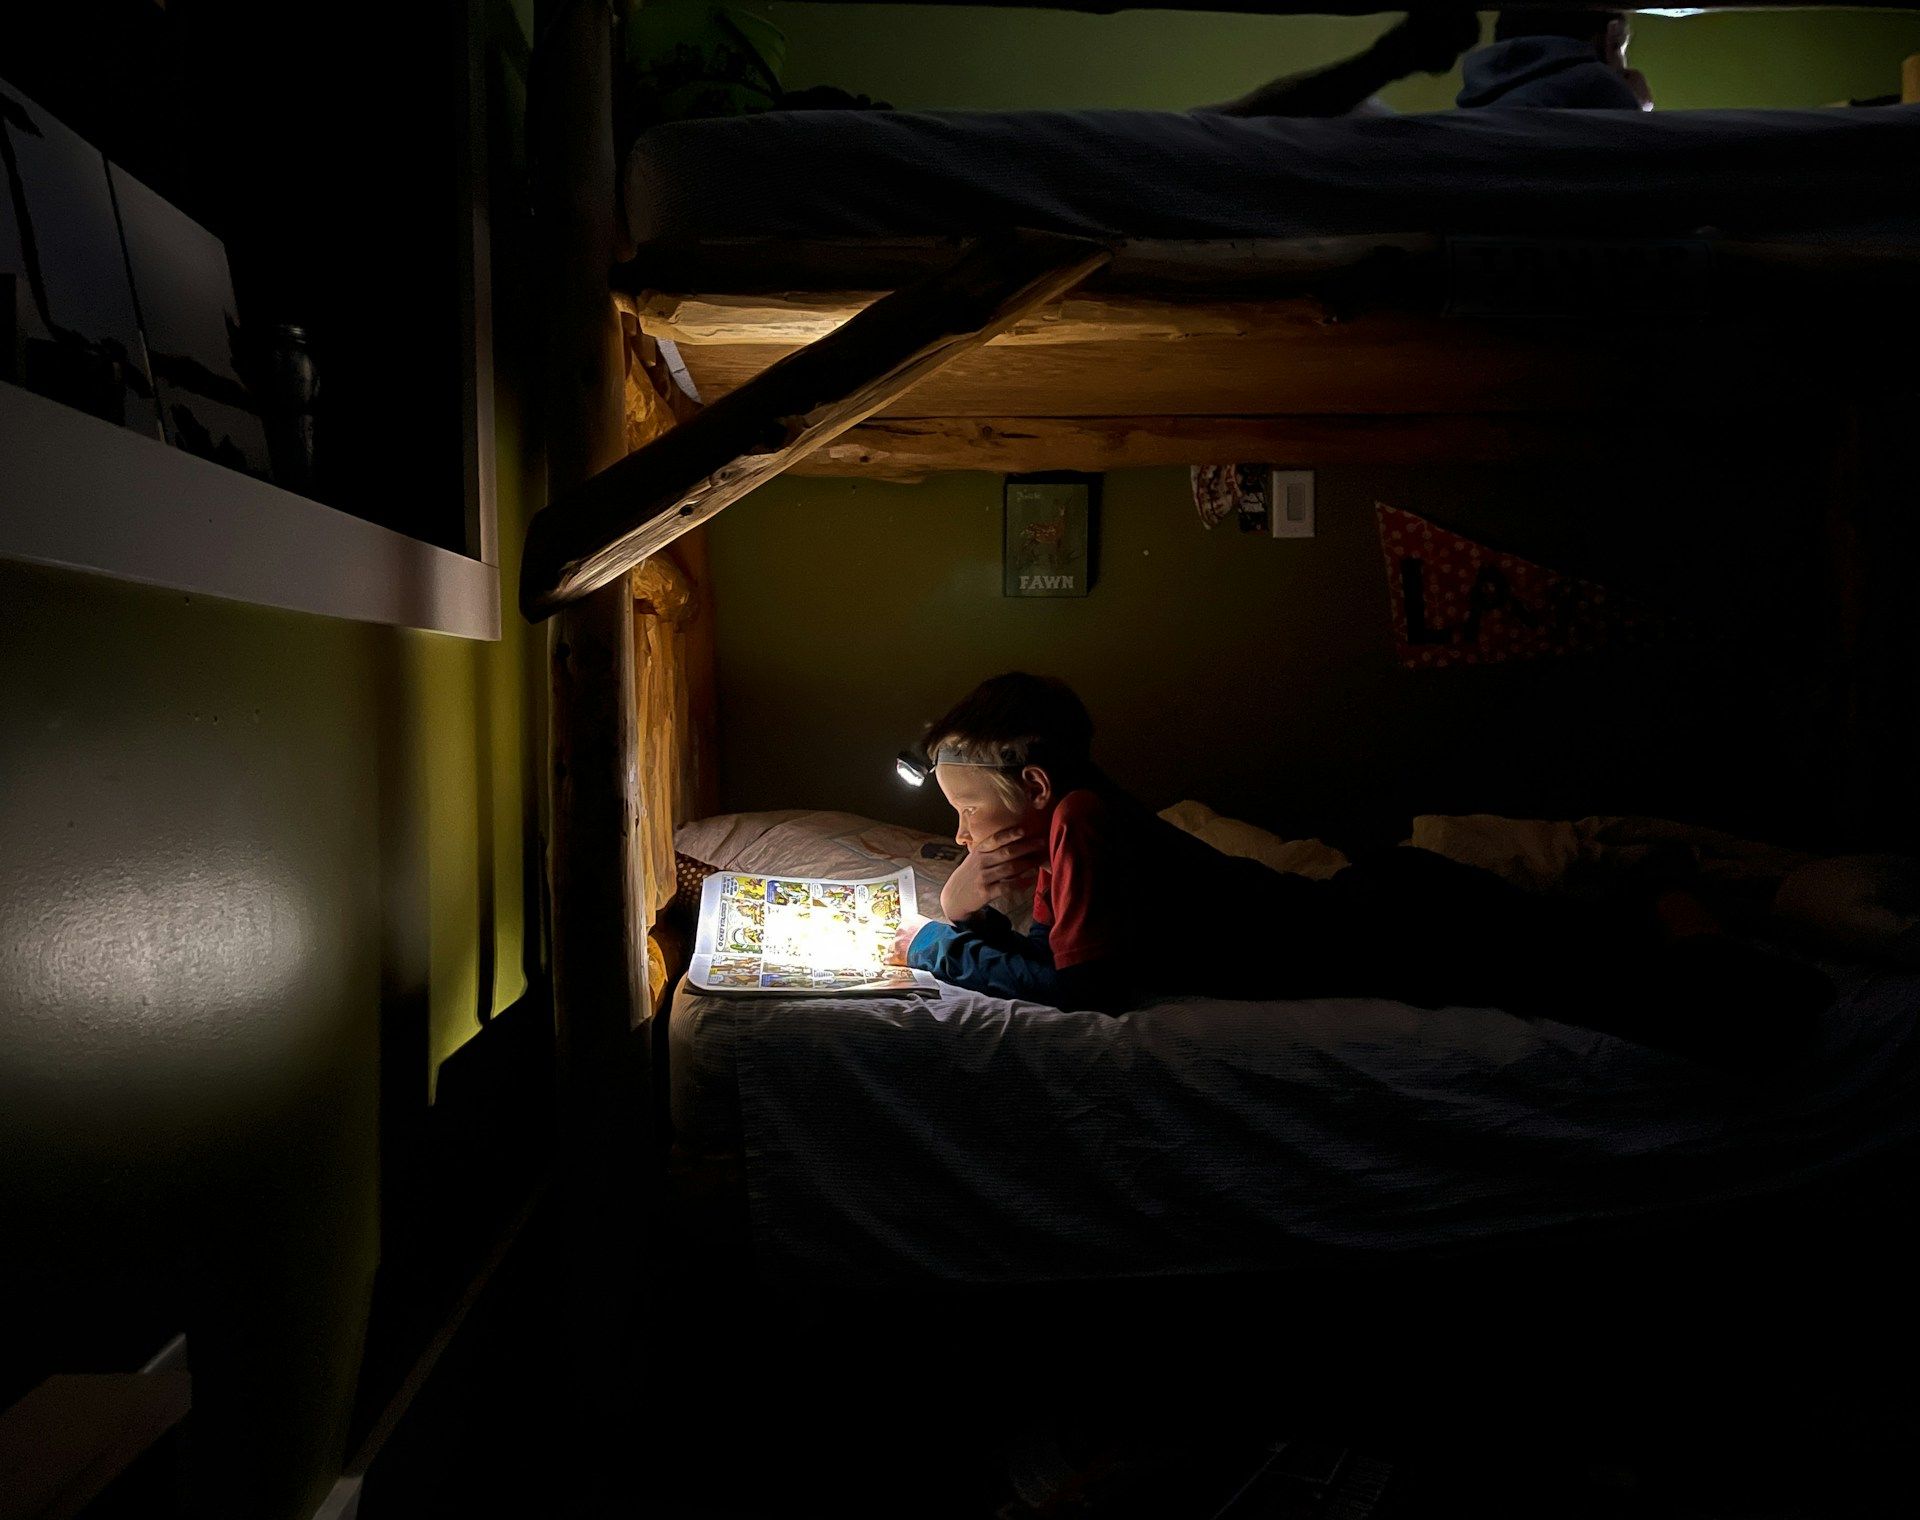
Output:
[{"xmin": 689, "ymin": 867, "xmax": 938, "ymax": 997}]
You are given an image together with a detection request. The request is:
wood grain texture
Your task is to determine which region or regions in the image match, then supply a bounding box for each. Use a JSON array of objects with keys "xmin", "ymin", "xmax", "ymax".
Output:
[
  {"xmin": 676, "ymin": 318, "xmax": 1876, "ymax": 420},
  {"xmin": 783, "ymin": 412, "xmax": 1685, "ymax": 479},
  {"xmin": 534, "ymin": 0, "xmax": 649, "ymax": 1092},
  {"xmin": 640, "ymin": 291, "xmax": 1373, "ymax": 347},
  {"xmin": 522, "ymin": 229, "xmax": 1113, "ymax": 618}
]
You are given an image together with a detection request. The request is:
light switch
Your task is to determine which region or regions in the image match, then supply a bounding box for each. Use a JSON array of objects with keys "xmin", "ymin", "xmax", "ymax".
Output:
[{"xmin": 1270, "ymin": 470, "xmax": 1314, "ymax": 539}]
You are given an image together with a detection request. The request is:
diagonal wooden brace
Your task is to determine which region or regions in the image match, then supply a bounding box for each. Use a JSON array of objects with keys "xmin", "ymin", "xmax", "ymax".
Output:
[{"xmin": 520, "ymin": 228, "xmax": 1113, "ymax": 620}]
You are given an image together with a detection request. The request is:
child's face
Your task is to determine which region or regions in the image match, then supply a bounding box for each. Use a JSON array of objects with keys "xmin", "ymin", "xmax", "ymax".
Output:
[{"xmin": 934, "ymin": 763, "xmax": 1045, "ymax": 850}]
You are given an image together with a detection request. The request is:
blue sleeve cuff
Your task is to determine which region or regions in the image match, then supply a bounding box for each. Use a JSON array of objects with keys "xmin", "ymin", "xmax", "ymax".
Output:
[{"xmin": 907, "ymin": 919, "xmax": 955, "ymax": 970}]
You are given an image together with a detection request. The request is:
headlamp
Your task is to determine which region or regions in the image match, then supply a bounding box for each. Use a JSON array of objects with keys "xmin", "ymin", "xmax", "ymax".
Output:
[
  {"xmin": 895, "ymin": 743, "xmax": 1043, "ymax": 786},
  {"xmin": 895, "ymin": 751, "xmax": 930, "ymax": 787}
]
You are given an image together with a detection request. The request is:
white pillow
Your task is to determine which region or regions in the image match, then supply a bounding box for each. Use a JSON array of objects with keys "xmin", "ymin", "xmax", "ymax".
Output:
[
  {"xmin": 1159, "ymin": 800, "xmax": 1349, "ymax": 880},
  {"xmin": 684, "ymin": 808, "xmax": 1096, "ymax": 929},
  {"xmin": 1407, "ymin": 813, "xmax": 1814, "ymax": 914},
  {"xmin": 675, "ymin": 809, "xmax": 961, "ymax": 918},
  {"xmin": 1406, "ymin": 814, "xmax": 1582, "ymax": 895}
]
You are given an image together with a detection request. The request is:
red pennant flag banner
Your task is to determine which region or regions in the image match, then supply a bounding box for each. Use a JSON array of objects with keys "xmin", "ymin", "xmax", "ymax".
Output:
[{"xmin": 1376, "ymin": 503, "xmax": 1662, "ymax": 670}]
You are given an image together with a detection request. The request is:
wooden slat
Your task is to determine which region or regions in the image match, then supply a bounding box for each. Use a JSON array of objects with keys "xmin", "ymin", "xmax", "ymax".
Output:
[
  {"xmin": 521, "ymin": 229, "xmax": 1112, "ymax": 618},
  {"xmin": 641, "ymin": 291, "xmax": 1365, "ymax": 347},
  {"xmin": 640, "ymin": 230, "xmax": 1920, "ymax": 419},
  {"xmin": 675, "ymin": 316, "xmax": 1879, "ymax": 419},
  {"xmin": 636, "ymin": 237, "xmax": 1920, "ymax": 348},
  {"xmin": 782, "ymin": 412, "xmax": 1677, "ymax": 479}
]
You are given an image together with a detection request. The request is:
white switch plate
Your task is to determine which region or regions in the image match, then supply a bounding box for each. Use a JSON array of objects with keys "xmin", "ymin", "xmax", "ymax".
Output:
[{"xmin": 1270, "ymin": 469, "xmax": 1315, "ymax": 538}]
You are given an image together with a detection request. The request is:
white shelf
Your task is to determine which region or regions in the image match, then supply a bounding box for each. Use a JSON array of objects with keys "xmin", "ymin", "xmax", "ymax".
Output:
[{"xmin": 0, "ymin": 381, "xmax": 500, "ymax": 640}]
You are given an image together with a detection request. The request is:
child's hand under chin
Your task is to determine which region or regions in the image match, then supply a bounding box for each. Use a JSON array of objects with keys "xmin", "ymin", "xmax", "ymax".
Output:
[
  {"xmin": 939, "ymin": 825, "xmax": 1045, "ymax": 922},
  {"xmin": 889, "ymin": 913, "xmax": 930, "ymax": 966}
]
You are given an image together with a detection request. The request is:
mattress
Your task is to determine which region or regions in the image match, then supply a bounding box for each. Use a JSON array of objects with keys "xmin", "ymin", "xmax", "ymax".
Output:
[
  {"xmin": 676, "ymin": 967, "xmax": 1920, "ymax": 1286},
  {"xmin": 627, "ymin": 105, "xmax": 1920, "ymax": 248},
  {"xmin": 668, "ymin": 809, "xmax": 1920, "ymax": 1286}
]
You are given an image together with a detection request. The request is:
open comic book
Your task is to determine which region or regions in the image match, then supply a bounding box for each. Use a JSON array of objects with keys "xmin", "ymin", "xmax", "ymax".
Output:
[{"xmin": 689, "ymin": 867, "xmax": 939, "ymax": 997}]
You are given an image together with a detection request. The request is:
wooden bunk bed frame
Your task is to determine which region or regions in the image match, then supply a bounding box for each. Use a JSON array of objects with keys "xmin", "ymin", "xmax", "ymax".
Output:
[{"xmin": 528, "ymin": 0, "xmax": 1920, "ymax": 1155}]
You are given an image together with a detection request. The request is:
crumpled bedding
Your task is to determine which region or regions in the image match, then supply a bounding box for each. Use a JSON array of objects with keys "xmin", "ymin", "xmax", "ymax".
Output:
[
  {"xmin": 1407, "ymin": 812, "xmax": 1812, "ymax": 908},
  {"xmin": 713, "ymin": 963, "xmax": 1920, "ymax": 1286},
  {"xmin": 669, "ymin": 808, "xmax": 1920, "ymax": 1286}
]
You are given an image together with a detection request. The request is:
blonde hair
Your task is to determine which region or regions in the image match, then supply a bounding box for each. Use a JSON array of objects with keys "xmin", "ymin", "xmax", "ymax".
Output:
[
  {"xmin": 921, "ymin": 673, "xmax": 1095, "ymax": 810},
  {"xmin": 929, "ymin": 744, "xmax": 1034, "ymax": 813}
]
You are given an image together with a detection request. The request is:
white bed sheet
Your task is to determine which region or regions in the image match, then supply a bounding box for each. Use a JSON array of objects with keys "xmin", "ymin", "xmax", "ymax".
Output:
[
  {"xmin": 628, "ymin": 105, "xmax": 1920, "ymax": 247},
  {"xmin": 673, "ymin": 963, "xmax": 1920, "ymax": 1286}
]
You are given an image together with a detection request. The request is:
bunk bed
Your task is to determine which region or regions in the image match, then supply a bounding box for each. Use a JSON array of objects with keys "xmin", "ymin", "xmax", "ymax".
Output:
[{"xmin": 523, "ymin": 1, "xmax": 1920, "ymax": 1295}]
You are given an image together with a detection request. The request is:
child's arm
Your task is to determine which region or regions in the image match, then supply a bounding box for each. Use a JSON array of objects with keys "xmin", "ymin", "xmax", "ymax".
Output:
[
  {"xmin": 906, "ymin": 909, "xmax": 1130, "ymax": 1014},
  {"xmin": 1191, "ymin": 9, "xmax": 1477, "ymax": 117},
  {"xmin": 939, "ymin": 824, "xmax": 1045, "ymax": 923}
]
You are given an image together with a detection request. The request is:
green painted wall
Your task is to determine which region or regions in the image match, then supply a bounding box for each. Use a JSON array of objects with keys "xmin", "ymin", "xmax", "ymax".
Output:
[
  {"xmin": 0, "ymin": 303, "xmax": 544, "ymax": 1520},
  {"xmin": 710, "ymin": 445, "xmax": 1836, "ymax": 848},
  {"xmin": 0, "ymin": 562, "xmax": 388, "ymax": 1518},
  {"xmin": 2, "ymin": 5, "xmax": 551, "ymax": 1509},
  {"xmin": 764, "ymin": 7, "xmax": 1447, "ymax": 111},
  {"xmin": 763, "ymin": 6, "xmax": 1920, "ymax": 112},
  {"xmin": 712, "ymin": 6, "xmax": 1909, "ymax": 847},
  {"xmin": 412, "ymin": 391, "xmax": 541, "ymax": 1089},
  {"xmin": 1638, "ymin": 11, "xmax": 1920, "ymax": 108}
]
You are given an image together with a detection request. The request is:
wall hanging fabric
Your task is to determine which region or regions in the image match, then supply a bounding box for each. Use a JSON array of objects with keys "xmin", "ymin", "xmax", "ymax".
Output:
[{"xmin": 1376, "ymin": 502, "xmax": 1661, "ymax": 670}]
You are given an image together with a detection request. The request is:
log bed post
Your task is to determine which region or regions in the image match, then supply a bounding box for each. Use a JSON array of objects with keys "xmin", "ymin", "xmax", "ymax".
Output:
[{"xmin": 533, "ymin": 0, "xmax": 648, "ymax": 1124}]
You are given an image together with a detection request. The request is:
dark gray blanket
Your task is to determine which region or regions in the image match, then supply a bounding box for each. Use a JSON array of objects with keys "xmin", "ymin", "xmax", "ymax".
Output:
[
  {"xmin": 628, "ymin": 105, "xmax": 1920, "ymax": 246},
  {"xmin": 702, "ymin": 962, "xmax": 1920, "ymax": 1285}
]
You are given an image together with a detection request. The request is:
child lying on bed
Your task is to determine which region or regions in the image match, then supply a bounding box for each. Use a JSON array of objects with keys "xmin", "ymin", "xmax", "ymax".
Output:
[{"xmin": 890, "ymin": 672, "xmax": 1827, "ymax": 1070}]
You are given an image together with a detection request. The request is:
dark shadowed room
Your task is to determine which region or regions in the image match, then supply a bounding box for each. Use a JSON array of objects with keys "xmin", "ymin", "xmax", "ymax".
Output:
[{"xmin": 4, "ymin": 2, "xmax": 1920, "ymax": 1517}]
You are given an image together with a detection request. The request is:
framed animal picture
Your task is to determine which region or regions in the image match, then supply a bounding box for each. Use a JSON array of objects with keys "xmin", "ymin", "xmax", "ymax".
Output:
[{"xmin": 1004, "ymin": 476, "xmax": 1093, "ymax": 598}]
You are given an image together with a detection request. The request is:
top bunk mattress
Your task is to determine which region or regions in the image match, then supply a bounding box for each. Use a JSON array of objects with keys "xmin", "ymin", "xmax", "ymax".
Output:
[{"xmin": 626, "ymin": 104, "xmax": 1920, "ymax": 249}]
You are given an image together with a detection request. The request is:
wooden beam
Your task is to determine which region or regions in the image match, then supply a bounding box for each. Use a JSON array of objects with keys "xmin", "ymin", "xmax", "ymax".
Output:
[
  {"xmin": 533, "ymin": 0, "xmax": 648, "ymax": 1091},
  {"xmin": 521, "ymin": 229, "xmax": 1112, "ymax": 619},
  {"xmin": 639, "ymin": 291, "xmax": 1358, "ymax": 348},
  {"xmin": 666, "ymin": 227, "xmax": 1920, "ymax": 418},
  {"xmin": 631, "ymin": 236, "xmax": 1920, "ymax": 346},
  {"xmin": 781, "ymin": 413, "xmax": 1686, "ymax": 479},
  {"xmin": 673, "ymin": 323, "xmax": 1871, "ymax": 421}
]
